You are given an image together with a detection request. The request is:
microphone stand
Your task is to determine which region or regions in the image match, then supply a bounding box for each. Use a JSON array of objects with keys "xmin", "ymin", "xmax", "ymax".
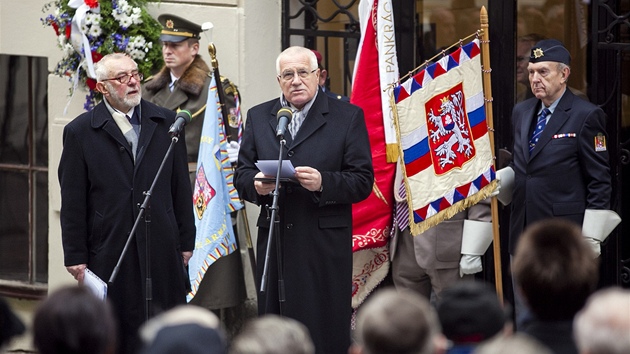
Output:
[
  {"xmin": 109, "ymin": 134, "xmax": 181, "ymax": 322},
  {"xmin": 260, "ymin": 135, "xmax": 287, "ymax": 315}
]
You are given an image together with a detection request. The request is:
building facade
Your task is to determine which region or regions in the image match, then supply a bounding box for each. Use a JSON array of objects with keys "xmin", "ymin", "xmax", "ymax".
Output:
[{"xmin": 1, "ymin": 0, "xmax": 628, "ymax": 351}]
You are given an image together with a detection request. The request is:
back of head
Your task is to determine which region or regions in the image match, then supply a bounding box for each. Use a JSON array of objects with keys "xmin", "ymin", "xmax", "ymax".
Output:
[
  {"xmin": 574, "ymin": 287, "xmax": 630, "ymax": 354},
  {"xmin": 355, "ymin": 287, "xmax": 440, "ymax": 354},
  {"xmin": 0, "ymin": 296, "xmax": 25, "ymax": 348},
  {"xmin": 513, "ymin": 219, "xmax": 599, "ymax": 321},
  {"xmin": 139, "ymin": 305, "xmax": 226, "ymax": 354},
  {"xmin": 437, "ymin": 282, "xmax": 506, "ymax": 345},
  {"xmin": 229, "ymin": 314, "xmax": 314, "ymax": 354},
  {"xmin": 33, "ymin": 286, "xmax": 117, "ymax": 354},
  {"xmin": 473, "ymin": 333, "xmax": 552, "ymax": 354}
]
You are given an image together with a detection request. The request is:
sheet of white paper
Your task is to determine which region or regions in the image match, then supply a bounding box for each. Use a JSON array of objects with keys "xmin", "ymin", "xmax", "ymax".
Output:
[
  {"xmin": 83, "ymin": 268, "xmax": 108, "ymax": 301},
  {"xmin": 255, "ymin": 160, "xmax": 297, "ymax": 179}
]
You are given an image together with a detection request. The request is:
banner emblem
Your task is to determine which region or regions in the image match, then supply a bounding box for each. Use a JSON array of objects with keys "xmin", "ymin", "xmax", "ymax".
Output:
[
  {"xmin": 193, "ymin": 164, "xmax": 217, "ymax": 220},
  {"xmin": 426, "ymin": 83, "xmax": 475, "ymax": 174}
]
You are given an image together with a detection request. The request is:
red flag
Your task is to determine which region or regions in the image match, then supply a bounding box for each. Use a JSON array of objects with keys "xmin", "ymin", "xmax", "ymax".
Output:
[{"xmin": 350, "ymin": 0, "xmax": 399, "ymax": 309}]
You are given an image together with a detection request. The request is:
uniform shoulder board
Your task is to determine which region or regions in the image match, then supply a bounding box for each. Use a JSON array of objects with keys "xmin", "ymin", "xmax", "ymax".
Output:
[{"xmin": 220, "ymin": 75, "xmax": 241, "ymax": 100}]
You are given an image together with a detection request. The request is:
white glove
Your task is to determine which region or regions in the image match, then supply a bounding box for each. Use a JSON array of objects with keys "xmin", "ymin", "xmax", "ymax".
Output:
[
  {"xmin": 584, "ymin": 237, "xmax": 601, "ymax": 258},
  {"xmin": 460, "ymin": 254, "xmax": 482, "ymax": 277},
  {"xmin": 494, "ymin": 167, "xmax": 514, "ymax": 205},
  {"xmin": 226, "ymin": 141, "xmax": 240, "ymax": 163},
  {"xmin": 582, "ymin": 209, "xmax": 622, "ymax": 258},
  {"xmin": 460, "ymin": 219, "xmax": 493, "ymax": 277}
]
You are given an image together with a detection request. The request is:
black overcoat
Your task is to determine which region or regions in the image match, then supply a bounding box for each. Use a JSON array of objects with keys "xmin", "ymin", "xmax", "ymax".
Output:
[
  {"xmin": 58, "ymin": 99, "xmax": 195, "ymax": 352},
  {"xmin": 234, "ymin": 89, "xmax": 374, "ymax": 354}
]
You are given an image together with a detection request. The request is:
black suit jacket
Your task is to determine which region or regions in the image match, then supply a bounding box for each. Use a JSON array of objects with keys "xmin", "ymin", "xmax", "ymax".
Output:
[
  {"xmin": 234, "ymin": 88, "xmax": 373, "ymax": 354},
  {"xmin": 508, "ymin": 89, "xmax": 611, "ymax": 254}
]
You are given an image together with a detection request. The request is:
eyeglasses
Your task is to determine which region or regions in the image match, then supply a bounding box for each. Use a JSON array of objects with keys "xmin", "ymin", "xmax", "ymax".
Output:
[
  {"xmin": 279, "ymin": 69, "xmax": 317, "ymax": 82},
  {"xmin": 102, "ymin": 72, "xmax": 143, "ymax": 85}
]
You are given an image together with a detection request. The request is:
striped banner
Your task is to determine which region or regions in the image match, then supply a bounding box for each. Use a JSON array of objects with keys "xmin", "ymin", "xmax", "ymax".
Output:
[
  {"xmin": 394, "ymin": 39, "xmax": 497, "ymax": 235},
  {"xmin": 187, "ymin": 74, "xmax": 243, "ymax": 301}
]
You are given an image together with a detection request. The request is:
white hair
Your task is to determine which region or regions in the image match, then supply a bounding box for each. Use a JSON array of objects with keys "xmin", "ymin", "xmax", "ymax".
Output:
[
  {"xmin": 574, "ymin": 287, "xmax": 630, "ymax": 354},
  {"xmin": 275, "ymin": 46, "xmax": 318, "ymax": 75},
  {"xmin": 94, "ymin": 53, "xmax": 137, "ymax": 82}
]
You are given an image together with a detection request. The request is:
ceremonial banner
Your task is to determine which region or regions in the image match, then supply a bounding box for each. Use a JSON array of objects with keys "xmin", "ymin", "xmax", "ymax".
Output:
[
  {"xmin": 187, "ymin": 75, "xmax": 243, "ymax": 301},
  {"xmin": 393, "ymin": 39, "xmax": 497, "ymax": 235},
  {"xmin": 350, "ymin": 0, "xmax": 399, "ymax": 309}
]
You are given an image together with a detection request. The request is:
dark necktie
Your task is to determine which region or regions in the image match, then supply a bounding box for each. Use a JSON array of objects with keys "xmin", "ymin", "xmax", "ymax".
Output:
[
  {"xmin": 529, "ymin": 108, "xmax": 551, "ymax": 154},
  {"xmin": 127, "ymin": 113, "xmax": 140, "ymax": 137}
]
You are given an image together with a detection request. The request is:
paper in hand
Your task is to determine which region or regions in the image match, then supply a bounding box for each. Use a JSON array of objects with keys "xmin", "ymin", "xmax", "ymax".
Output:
[
  {"xmin": 255, "ymin": 160, "xmax": 297, "ymax": 182},
  {"xmin": 83, "ymin": 268, "xmax": 108, "ymax": 301}
]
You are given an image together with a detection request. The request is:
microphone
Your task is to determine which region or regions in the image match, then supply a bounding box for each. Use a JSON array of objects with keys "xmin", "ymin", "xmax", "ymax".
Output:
[
  {"xmin": 276, "ymin": 107, "xmax": 293, "ymax": 138},
  {"xmin": 168, "ymin": 110, "xmax": 192, "ymax": 137}
]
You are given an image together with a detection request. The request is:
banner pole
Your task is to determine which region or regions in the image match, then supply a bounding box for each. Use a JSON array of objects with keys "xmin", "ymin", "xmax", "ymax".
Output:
[
  {"xmin": 480, "ymin": 5, "xmax": 504, "ymax": 303},
  {"xmin": 207, "ymin": 43, "xmax": 258, "ymax": 281}
]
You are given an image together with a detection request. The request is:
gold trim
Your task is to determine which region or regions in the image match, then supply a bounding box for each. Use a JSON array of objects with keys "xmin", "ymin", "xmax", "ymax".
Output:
[{"xmin": 161, "ymin": 30, "xmax": 195, "ymax": 38}]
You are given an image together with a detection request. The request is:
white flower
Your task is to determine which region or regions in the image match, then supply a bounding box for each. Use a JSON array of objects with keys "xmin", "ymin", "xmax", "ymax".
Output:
[
  {"xmin": 131, "ymin": 14, "xmax": 143, "ymax": 25},
  {"xmin": 57, "ymin": 34, "xmax": 66, "ymax": 46},
  {"xmin": 127, "ymin": 48, "xmax": 146, "ymax": 60},
  {"xmin": 62, "ymin": 43, "xmax": 75, "ymax": 57},
  {"xmin": 85, "ymin": 13, "xmax": 101, "ymax": 26},
  {"xmin": 129, "ymin": 35, "xmax": 146, "ymax": 48},
  {"xmin": 88, "ymin": 24, "xmax": 102, "ymax": 37},
  {"xmin": 122, "ymin": 4, "xmax": 132, "ymax": 14},
  {"xmin": 119, "ymin": 17, "xmax": 133, "ymax": 28}
]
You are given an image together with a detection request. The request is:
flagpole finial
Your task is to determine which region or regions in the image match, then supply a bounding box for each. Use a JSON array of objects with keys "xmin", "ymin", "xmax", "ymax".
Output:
[{"xmin": 208, "ymin": 43, "xmax": 218, "ymax": 70}]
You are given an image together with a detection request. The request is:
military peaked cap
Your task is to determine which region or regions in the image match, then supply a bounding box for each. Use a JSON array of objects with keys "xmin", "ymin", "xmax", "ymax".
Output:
[{"xmin": 158, "ymin": 14, "xmax": 202, "ymax": 43}]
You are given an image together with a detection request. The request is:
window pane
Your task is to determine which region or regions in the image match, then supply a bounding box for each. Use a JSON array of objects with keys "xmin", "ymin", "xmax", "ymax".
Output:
[
  {"xmin": 0, "ymin": 170, "xmax": 29, "ymax": 281},
  {"xmin": 416, "ymin": 0, "xmax": 488, "ymax": 64},
  {"xmin": 33, "ymin": 58, "xmax": 49, "ymax": 167},
  {"xmin": 0, "ymin": 54, "xmax": 49, "ymax": 287},
  {"xmin": 0, "ymin": 56, "xmax": 29, "ymax": 165},
  {"xmin": 35, "ymin": 171, "xmax": 49, "ymax": 283}
]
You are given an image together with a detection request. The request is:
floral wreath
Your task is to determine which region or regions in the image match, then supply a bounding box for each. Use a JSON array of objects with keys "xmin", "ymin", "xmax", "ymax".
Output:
[{"xmin": 41, "ymin": 0, "xmax": 163, "ymax": 111}]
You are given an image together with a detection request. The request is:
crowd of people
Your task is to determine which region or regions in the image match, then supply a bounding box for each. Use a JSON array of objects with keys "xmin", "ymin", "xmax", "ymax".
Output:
[{"xmin": 1, "ymin": 8, "xmax": 627, "ymax": 354}]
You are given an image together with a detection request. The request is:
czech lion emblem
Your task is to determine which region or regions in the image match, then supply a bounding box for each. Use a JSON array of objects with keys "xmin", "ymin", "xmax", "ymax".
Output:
[{"xmin": 426, "ymin": 83, "xmax": 475, "ymax": 174}]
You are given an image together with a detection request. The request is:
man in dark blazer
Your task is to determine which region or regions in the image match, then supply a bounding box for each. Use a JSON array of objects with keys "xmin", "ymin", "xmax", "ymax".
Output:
[
  {"xmin": 59, "ymin": 53, "xmax": 195, "ymax": 354},
  {"xmin": 495, "ymin": 39, "xmax": 615, "ymax": 328},
  {"xmin": 234, "ymin": 46, "xmax": 374, "ymax": 354},
  {"xmin": 505, "ymin": 39, "xmax": 612, "ymax": 255}
]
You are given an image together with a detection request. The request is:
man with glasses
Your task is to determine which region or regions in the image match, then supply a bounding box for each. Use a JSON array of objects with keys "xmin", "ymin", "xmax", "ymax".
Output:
[
  {"xmin": 234, "ymin": 46, "xmax": 374, "ymax": 354},
  {"xmin": 143, "ymin": 14, "xmax": 248, "ymax": 326},
  {"xmin": 58, "ymin": 53, "xmax": 195, "ymax": 354},
  {"xmin": 495, "ymin": 39, "xmax": 615, "ymax": 329}
]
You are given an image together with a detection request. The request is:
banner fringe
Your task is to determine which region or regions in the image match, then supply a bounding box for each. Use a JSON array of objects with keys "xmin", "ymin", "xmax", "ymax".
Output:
[{"xmin": 409, "ymin": 179, "xmax": 498, "ymax": 236}]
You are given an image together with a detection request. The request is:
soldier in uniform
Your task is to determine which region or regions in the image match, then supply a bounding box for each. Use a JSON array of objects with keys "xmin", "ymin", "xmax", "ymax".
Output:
[{"xmin": 142, "ymin": 14, "xmax": 247, "ymax": 326}]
